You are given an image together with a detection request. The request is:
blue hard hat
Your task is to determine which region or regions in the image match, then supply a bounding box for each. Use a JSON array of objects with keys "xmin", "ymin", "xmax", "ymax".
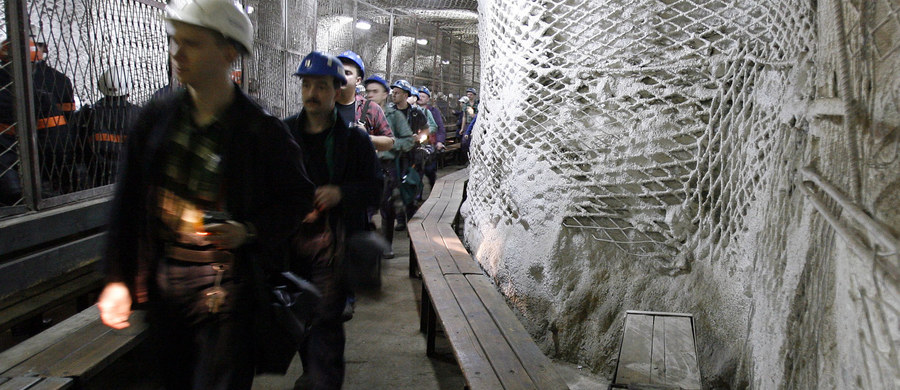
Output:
[
  {"xmin": 466, "ymin": 87, "xmax": 477, "ymax": 94},
  {"xmin": 418, "ymin": 86, "xmax": 431, "ymax": 96},
  {"xmin": 364, "ymin": 75, "xmax": 389, "ymax": 92},
  {"xmin": 293, "ymin": 51, "xmax": 347, "ymax": 86},
  {"xmin": 409, "ymin": 86, "xmax": 418, "ymax": 96},
  {"xmin": 391, "ymin": 79, "xmax": 413, "ymax": 95},
  {"xmin": 336, "ymin": 50, "xmax": 365, "ymax": 79}
]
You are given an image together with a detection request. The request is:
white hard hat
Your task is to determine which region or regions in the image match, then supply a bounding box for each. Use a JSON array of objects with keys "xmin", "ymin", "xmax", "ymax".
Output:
[
  {"xmin": 165, "ymin": 0, "xmax": 253, "ymax": 54},
  {"xmin": 98, "ymin": 67, "xmax": 130, "ymax": 97}
]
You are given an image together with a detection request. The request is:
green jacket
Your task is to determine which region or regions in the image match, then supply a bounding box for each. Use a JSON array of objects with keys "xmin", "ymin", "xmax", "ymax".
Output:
[{"xmin": 379, "ymin": 104, "xmax": 414, "ymax": 160}]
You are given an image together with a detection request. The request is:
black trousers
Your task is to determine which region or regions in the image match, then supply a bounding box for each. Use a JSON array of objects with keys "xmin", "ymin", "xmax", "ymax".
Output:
[
  {"xmin": 149, "ymin": 258, "xmax": 255, "ymax": 390},
  {"xmin": 297, "ymin": 260, "xmax": 347, "ymax": 390},
  {"xmin": 379, "ymin": 159, "xmax": 398, "ymax": 244}
]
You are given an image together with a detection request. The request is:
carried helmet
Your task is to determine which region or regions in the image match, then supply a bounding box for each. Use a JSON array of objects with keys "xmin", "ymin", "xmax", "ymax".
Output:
[
  {"xmin": 165, "ymin": 0, "xmax": 254, "ymax": 54},
  {"xmin": 336, "ymin": 50, "xmax": 365, "ymax": 79},
  {"xmin": 391, "ymin": 79, "xmax": 413, "ymax": 95},
  {"xmin": 466, "ymin": 87, "xmax": 477, "ymax": 95},
  {"xmin": 98, "ymin": 67, "xmax": 131, "ymax": 97},
  {"xmin": 364, "ymin": 75, "xmax": 389, "ymax": 92},
  {"xmin": 418, "ymin": 86, "xmax": 431, "ymax": 96},
  {"xmin": 293, "ymin": 51, "xmax": 347, "ymax": 86}
]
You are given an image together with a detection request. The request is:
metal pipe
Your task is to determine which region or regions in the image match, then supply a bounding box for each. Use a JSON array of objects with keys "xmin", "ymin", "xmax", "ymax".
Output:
[
  {"xmin": 386, "ymin": 10, "xmax": 394, "ymax": 82},
  {"xmin": 282, "ymin": 0, "xmax": 288, "ymax": 107},
  {"xmin": 798, "ymin": 182, "xmax": 900, "ymax": 280},
  {"xmin": 413, "ymin": 20, "xmax": 419, "ymax": 85},
  {"xmin": 431, "ymin": 24, "xmax": 439, "ymax": 89},
  {"xmin": 800, "ymin": 167, "xmax": 900, "ymax": 254},
  {"xmin": 351, "ymin": 0, "xmax": 358, "ymax": 51},
  {"xmin": 830, "ymin": 0, "xmax": 863, "ymax": 203},
  {"xmin": 8, "ymin": 0, "xmax": 39, "ymax": 210}
]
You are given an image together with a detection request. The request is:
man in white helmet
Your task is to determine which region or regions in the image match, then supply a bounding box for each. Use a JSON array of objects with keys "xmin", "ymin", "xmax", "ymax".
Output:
[
  {"xmin": 73, "ymin": 67, "xmax": 140, "ymax": 187},
  {"xmin": 96, "ymin": 1, "xmax": 315, "ymax": 388}
]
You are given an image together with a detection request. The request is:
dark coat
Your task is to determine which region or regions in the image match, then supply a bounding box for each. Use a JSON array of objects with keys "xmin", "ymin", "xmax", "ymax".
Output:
[
  {"xmin": 284, "ymin": 110, "xmax": 383, "ymax": 235},
  {"xmin": 103, "ymin": 85, "xmax": 316, "ymax": 373}
]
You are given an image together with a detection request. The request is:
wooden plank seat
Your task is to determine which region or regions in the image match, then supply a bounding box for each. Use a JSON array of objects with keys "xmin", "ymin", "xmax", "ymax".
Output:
[
  {"xmin": 0, "ymin": 265, "xmax": 105, "ymax": 334},
  {"xmin": 611, "ymin": 311, "xmax": 701, "ymax": 390},
  {"xmin": 407, "ymin": 168, "xmax": 570, "ymax": 389},
  {"xmin": 0, "ymin": 376, "xmax": 72, "ymax": 390},
  {"xmin": 0, "ymin": 305, "xmax": 148, "ymax": 388}
]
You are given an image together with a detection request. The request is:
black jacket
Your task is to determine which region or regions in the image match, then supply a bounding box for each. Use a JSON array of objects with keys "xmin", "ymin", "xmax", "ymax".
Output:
[
  {"xmin": 284, "ymin": 110, "xmax": 383, "ymax": 235},
  {"xmin": 105, "ymin": 85, "xmax": 315, "ymax": 296}
]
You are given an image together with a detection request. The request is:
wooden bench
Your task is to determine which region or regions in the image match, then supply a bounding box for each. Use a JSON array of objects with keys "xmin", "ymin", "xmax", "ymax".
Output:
[
  {"xmin": 0, "ymin": 265, "xmax": 105, "ymax": 334},
  {"xmin": 0, "ymin": 305, "xmax": 148, "ymax": 389},
  {"xmin": 408, "ymin": 168, "xmax": 570, "ymax": 390},
  {"xmin": 611, "ymin": 311, "xmax": 701, "ymax": 389}
]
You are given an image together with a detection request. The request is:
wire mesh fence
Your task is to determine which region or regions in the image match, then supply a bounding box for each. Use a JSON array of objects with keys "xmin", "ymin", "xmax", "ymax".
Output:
[
  {"xmin": 0, "ymin": 0, "xmax": 168, "ymax": 216},
  {"xmin": 469, "ymin": 0, "xmax": 817, "ymax": 263}
]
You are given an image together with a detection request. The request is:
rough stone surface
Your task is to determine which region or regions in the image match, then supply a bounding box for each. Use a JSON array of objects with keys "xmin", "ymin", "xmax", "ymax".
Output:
[{"xmin": 465, "ymin": 0, "xmax": 900, "ymax": 388}]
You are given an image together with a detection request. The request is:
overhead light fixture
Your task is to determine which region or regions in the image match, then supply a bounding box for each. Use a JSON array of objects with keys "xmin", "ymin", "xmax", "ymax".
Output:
[
  {"xmin": 416, "ymin": 38, "xmax": 428, "ymax": 45},
  {"xmin": 355, "ymin": 20, "xmax": 371, "ymax": 30},
  {"xmin": 441, "ymin": 60, "xmax": 450, "ymax": 65},
  {"xmin": 246, "ymin": 6, "xmax": 255, "ymax": 14}
]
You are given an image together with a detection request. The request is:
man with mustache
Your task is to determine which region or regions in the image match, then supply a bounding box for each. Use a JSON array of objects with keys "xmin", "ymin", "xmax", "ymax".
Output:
[{"xmin": 284, "ymin": 51, "xmax": 382, "ymax": 390}]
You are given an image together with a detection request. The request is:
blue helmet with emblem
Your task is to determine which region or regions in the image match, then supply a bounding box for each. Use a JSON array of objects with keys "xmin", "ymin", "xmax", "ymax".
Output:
[
  {"xmin": 293, "ymin": 51, "xmax": 347, "ymax": 86},
  {"xmin": 466, "ymin": 87, "xmax": 477, "ymax": 95},
  {"xmin": 418, "ymin": 86, "xmax": 431, "ymax": 96},
  {"xmin": 364, "ymin": 75, "xmax": 390, "ymax": 92},
  {"xmin": 409, "ymin": 85, "xmax": 418, "ymax": 97},
  {"xmin": 391, "ymin": 79, "xmax": 414, "ymax": 95},
  {"xmin": 336, "ymin": 50, "xmax": 365, "ymax": 79}
]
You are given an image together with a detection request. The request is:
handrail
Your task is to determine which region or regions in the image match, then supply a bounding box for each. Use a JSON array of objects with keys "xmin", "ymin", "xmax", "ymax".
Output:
[{"xmin": 800, "ymin": 167, "xmax": 900, "ymax": 255}]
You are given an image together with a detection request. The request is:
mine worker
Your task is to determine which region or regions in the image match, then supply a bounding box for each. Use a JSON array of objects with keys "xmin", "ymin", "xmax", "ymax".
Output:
[
  {"xmin": 417, "ymin": 86, "xmax": 445, "ymax": 188},
  {"xmin": 96, "ymin": 1, "xmax": 315, "ymax": 389},
  {"xmin": 284, "ymin": 51, "xmax": 382, "ymax": 390},
  {"xmin": 31, "ymin": 36, "xmax": 76, "ymax": 121},
  {"xmin": 334, "ymin": 50, "xmax": 393, "ymax": 152},
  {"xmin": 0, "ymin": 38, "xmax": 71, "ymax": 202},
  {"xmin": 364, "ymin": 75, "xmax": 414, "ymax": 258},
  {"xmin": 466, "ymin": 87, "xmax": 479, "ymax": 115},
  {"xmin": 389, "ymin": 79, "xmax": 428, "ymax": 230},
  {"xmin": 74, "ymin": 67, "xmax": 141, "ymax": 187}
]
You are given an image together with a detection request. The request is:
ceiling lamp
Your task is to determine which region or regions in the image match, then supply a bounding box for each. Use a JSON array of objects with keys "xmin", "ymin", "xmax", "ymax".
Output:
[
  {"xmin": 356, "ymin": 20, "xmax": 371, "ymax": 30},
  {"xmin": 416, "ymin": 38, "xmax": 428, "ymax": 45}
]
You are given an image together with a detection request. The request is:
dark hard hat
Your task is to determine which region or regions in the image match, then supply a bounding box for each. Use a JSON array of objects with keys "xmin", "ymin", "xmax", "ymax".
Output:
[
  {"xmin": 391, "ymin": 79, "xmax": 413, "ymax": 95},
  {"xmin": 293, "ymin": 51, "xmax": 347, "ymax": 86},
  {"xmin": 364, "ymin": 75, "xmax": 390, "ymax": 92},
  {"xmin": 337, "ymin": 50, "xmax": 365, "ymax": 79}
]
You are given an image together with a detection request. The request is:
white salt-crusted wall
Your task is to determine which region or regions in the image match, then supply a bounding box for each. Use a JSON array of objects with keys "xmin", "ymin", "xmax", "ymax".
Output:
[{"xmin": 463, "ymin": 0, "xmax": 900, "ymax": 387}]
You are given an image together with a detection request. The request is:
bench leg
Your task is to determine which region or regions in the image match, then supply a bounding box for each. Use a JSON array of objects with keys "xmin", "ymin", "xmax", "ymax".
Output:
[
  {"xmin": 409, "ymin": 240, "xmax": 419, "ymax": 278},
  {"xmin": 420, "ymin": 283, "xmax": 430, "ymax": 333},
  {"xmin": 426, "ymin": 299, "xmax": 437, "ymax": 357}
]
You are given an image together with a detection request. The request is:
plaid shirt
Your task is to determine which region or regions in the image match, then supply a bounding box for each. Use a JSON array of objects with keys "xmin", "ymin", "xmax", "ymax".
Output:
[
  {"xmin": 354, "ymin": 94, "xmax": 393, "ymax": 138},
  {"xmin": 156, "ymin": 108, "xmax": 226, "ymax": 240}
]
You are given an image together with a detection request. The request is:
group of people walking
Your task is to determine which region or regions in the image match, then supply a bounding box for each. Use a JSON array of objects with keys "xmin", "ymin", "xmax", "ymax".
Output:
[{"xmin": 94, "ymin": 0, "xmax": 477, "ymax": 389}]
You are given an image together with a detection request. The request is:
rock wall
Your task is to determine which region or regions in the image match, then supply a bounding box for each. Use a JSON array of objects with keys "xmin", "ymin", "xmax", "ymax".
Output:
[{"xmin": 464, "ymin": 0, "xmax": 900, "ymax": 387}]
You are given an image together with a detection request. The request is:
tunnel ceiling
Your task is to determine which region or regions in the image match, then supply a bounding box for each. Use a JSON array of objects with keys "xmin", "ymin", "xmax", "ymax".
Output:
[{"xmin": 366, "ymin": 0, "xmax": 479, "ymax": 43}]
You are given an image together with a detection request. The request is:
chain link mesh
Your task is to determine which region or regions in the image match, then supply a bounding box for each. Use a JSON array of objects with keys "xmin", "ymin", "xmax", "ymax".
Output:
[
  {"xmin": 0, "ymin": 0, "xmax": 167, "ymax": 213},
  {"xmin": 470, "ymin": 0, "xmax": 815, "ymax": 263}
]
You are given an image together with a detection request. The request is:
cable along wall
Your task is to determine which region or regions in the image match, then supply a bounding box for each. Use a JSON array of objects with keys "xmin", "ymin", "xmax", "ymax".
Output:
[{"xmin": 465, "ymin": 0, "xmax": 900, "ymax": 387}]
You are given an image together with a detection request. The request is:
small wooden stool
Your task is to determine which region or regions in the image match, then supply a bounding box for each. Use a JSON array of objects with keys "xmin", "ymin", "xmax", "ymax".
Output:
[{"xmin": 611, "ymin": 310, "xmax": 701, "ymax": 389}]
